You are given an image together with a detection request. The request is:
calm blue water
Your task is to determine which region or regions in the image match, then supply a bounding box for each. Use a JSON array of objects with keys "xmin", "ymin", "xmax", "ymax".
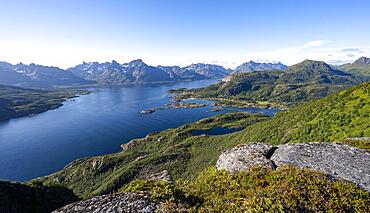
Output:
[
  {"xmin": 0, "ymin": 79, "xmax": 280, "ymax": 181},
  {"xmin": 191, "ymin": 127, "xmax": 244, "ymax": 136}
]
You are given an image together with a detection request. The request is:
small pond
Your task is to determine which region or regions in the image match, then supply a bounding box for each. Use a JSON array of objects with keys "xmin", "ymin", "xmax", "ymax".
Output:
[{"xmin": 191, "ymin": 127, "xmax": 244, "ymax": 136}]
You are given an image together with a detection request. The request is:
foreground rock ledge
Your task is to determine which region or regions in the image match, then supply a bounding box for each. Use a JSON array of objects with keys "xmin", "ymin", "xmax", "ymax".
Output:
[
  {"xmin": 52, "ymin": 192, "xmax": 159, "ymax": 213},
  {"xmin": 216, "ymin": 142, "xmax": 370, "ymax": 192}
]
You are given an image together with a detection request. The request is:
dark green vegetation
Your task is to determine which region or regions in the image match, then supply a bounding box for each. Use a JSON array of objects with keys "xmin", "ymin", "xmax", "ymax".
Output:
[
  {"xmin": 339, "ymin": 57, "xmax": 370, "ymax": 77},
  {"xmin": 31, "ymin": 80, "xmax": 370, "ymax": 203},
  {"xmin": 123, "ymin": 166, "xmax": 370, "ymax": 212},
  {"xmin": 175, "ymin": 60, "xmax": 367, "ymax": 108},
  {"xmin": 0, "ymin": 85, "xmax": 89, "ymax": 121},
  {"xmin": 239, "ymin": 82, "xmax": 370, "ymax": 144},
  {"xmin": 0, "ymin": 181, "xmax": 77, "ymax": 213}
]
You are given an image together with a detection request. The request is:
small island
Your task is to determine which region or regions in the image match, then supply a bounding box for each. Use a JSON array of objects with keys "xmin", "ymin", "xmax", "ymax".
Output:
[
  {"xmin": 140, "ymin": 100, "xmax": 209, "ymax": 114},
  {"xmin": 140, "ymin": 109, "xmax": 155, "ymax": 114}
]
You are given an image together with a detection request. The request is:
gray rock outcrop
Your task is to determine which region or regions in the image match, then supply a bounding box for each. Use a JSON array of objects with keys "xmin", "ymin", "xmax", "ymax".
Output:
[
  {"xmin": 52, "ymin": 192, "xmax": 159, "ymax": 213},
  {"xmin": 216, "ymin": 142, "xmax": 370, "ymax": 192},
  {"xmin": 147, "ymin": 170, "xmax": 174, "ymax": 183},
  {"xmin": 271, "ymin": 142, "xmax": 370, "ymax": 192},
  {"xmin": 216, "ymin": 143, "xmax": 276, "ymax": 173}
]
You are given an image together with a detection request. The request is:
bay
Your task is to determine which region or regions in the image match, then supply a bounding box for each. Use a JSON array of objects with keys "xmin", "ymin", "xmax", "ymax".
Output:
[{"xmin": 0, "ymin": 79, "xmax": 280, "ymax": 181}]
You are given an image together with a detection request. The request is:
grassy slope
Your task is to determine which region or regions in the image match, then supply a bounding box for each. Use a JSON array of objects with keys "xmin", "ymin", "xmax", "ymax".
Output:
[
  {"xmin": 339, "ymin": 64, "xmax": 370, "ymax": 76},
  {"xmin": 0, "ymin": 85, "xmax": 89, "ymax": 121},
  {"xmin": 238, "ymin": 82, "xmax": 370, "ymax": 144},
  {"xmin": 34, "ymin": 82, "xmax": 370, "ymax": 199}
]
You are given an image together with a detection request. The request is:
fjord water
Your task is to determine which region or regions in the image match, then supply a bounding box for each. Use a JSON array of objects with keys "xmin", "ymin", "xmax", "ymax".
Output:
[{"xmin": 0, "ymin": 80, "xmax": 280, "ymax": 181}]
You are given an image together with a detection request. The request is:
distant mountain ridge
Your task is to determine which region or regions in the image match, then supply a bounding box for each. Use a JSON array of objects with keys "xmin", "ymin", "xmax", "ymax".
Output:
[
  {"xmin": 233, "ymin": 61, "xmax": 287, "ymax": 73},
  {"xmin": 1, "ymin": 57, "xmax": 369, "ymax": 89},
  {"xmin": 0, "ymin": 62, "xmax": 91, "ymax": 88},
  {"xmin": 353, "ymin": 57, "xmax": 370, "ymax": 66},
  {"xmin": 68, "ymin": 60, "xmax": 231, "ymax": 86},
  {"xmin": 0, "ymin": 59, "xmax": 232, "ymax": 88},
  {"xmin": 338, "ymin": 56, "xmax": 370, "ymax": 77}
]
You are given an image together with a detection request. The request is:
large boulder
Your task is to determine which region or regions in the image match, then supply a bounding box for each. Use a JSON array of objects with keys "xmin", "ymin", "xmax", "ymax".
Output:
[
  {"xmin": 216, "ymin": 142, "xmax": 370, "ymax": 192},
  {"xmin": 271, "ymin": 142, "xmax": 370, "ymax": 192},
  {"xmin": 216, "ymin": 143, "xmax": 276, "ymax": 173},
  {"xmin": 147, "ymin": 170, "xmax": 174, "ymax": 183},
  {"xmin": 52, "ymin": 192, "xmax": 159, "ymax": 213}
]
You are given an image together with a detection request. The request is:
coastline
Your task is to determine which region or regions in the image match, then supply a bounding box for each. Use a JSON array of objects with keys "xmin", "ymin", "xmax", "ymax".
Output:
[{"xmin": 0, "ymin": 90, "xmax": 92, "ymax": 122}]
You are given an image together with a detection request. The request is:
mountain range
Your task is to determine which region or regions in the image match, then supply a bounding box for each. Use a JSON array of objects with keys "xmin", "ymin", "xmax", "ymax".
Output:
[
  {"xmin": 0, "ymin": 62, "xmax": 91, "ymax": 88},
  {"xmin": 0, "ymin": 60, "xmax": 287, "ymax": 89},
  {"xmin": 68, "ymin": 59, "xmax": 231, "ymax": 86},
  {"xmin": 1, "ymin": 57, "xmax": 370, "ymax": 90},
  {"xmin": 233, "ymin": 61, "xmax": 288, "ymax": 73}
]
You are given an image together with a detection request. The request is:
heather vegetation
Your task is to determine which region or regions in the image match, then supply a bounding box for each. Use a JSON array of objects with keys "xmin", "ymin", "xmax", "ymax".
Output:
[{"xmin": 123, "ymin": 166, "xmax": 370, "ymax": 212}]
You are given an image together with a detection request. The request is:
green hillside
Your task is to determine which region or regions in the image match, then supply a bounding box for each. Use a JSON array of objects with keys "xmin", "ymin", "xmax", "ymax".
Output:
[
  {"xmin": 176, "ymin": 60, "xmax": 367, "ymax": 107},
  {"xmin": 339, "ymin": 64, "xmax": 370, "ymax": 77},
  {"xmin": 239, "ymin": 82, "xmax": 370, "ymax": 144},
  {"xmin": 338, "ymin": 57, "xmax": 370, "ymax": 77}
]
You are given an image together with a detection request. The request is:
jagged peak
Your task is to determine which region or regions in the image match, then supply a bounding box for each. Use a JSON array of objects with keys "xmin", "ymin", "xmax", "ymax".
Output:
[
  {"xmin": 127, "ymin": 59, "xmax": 147, "ymax": 67},
  {"xmin": 352, "ymin": 57, "xmax": 370, "ymax": 66},
  {"xmin": 111, "ymin": 60, "xmax": 119, "ymax": 65}
]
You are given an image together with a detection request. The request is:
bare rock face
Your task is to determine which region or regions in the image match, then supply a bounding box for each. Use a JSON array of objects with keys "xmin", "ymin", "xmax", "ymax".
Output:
[
  {"xmin": 271, "ymin": 142, "xmax": 370, "ymax": 192},
  {"xmin": 52, "ymin": 192, "xmax": 159, "ymax": 213},
  {"xmin": 216, "ymin": 142, "xmax": 370, "ymax": 192},
  {"xmin": 147, "ymin": 170, "xmax": 173, "ymax": 183},
  {"xmin": 216, "ymin": 143, "xmax": 276, "ymax": 173}
]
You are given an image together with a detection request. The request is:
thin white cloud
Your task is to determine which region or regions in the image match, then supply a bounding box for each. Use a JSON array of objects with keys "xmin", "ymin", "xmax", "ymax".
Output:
[
  {"xmin": 0, "ymin": 39, "xmax": 368, "ymax": 69},
  {"xmin": 302, "ymin": 40, "xmax": 328, "ymax": 48},
  {"xmin": 224, "ymin": 40, "xmax": 370, "ymax": 67}
]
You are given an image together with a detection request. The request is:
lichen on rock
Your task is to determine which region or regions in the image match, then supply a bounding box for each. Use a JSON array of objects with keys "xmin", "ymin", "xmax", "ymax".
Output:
[{"xmin": 52, "ymin": 192, "xmax": 159, "ymax": 213}]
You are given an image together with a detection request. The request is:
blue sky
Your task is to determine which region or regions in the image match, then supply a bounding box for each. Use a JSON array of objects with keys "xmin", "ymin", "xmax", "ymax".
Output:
[{"xmin": 0, "ymin": 0, "xmax": 369, "ymax": 68}]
